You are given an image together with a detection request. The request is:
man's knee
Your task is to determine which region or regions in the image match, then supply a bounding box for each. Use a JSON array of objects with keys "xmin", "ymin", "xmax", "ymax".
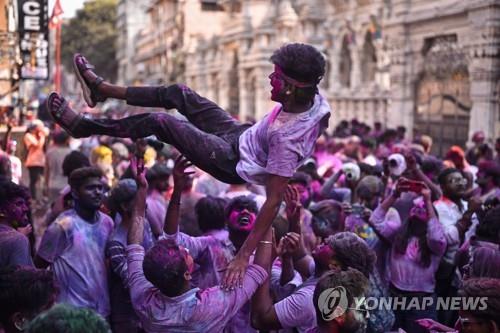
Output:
[
  {"xmin": 152, "ymin": 112, "xmax": 173, "ymax": 124},
  {"xmin": 159, "ymin": 84, "xmax": 194, "ymax": 109},
  {"xmin": 164, "ymin": 83, "xmax": 192, "ymax": 96}
]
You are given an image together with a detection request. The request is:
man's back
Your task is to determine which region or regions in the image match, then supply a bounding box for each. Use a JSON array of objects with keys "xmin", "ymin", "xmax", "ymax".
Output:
[{"xmin": 126, "ymin": 244, "xmax": 267, "ymax": 333}]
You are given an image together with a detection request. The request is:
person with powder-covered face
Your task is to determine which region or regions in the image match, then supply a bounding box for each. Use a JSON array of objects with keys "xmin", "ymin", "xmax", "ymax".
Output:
[
  {"xmin": 34, "ymin": 167, "xmax": 114, "ymax": 318},
  {"xmin": 251, "ymin": 232, "xmax": 376, "ymax": 333},
  {"xmin": 163, "ymin": 156, "xmax": 260, "ymax": 332},
  {"xmin": 47, "ymin": 43, "xmax": 331, "ymax": 289},
  {"xmin": 123, "ymin": 156, "xmax": 273, "ymax": 333},
  {"xmin": 0, "ymin": 180, "xmax": 33, "ymax": 268}
]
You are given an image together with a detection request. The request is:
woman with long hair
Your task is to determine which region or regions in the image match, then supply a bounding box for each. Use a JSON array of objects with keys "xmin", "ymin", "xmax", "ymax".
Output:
[{"xmin": 368, "ymin": 179, "xmax": 447, "ymax": 333}]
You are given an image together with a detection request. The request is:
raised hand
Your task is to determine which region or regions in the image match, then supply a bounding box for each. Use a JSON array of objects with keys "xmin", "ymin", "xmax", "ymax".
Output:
[
  {"xmin": 280, "ymin": 232, "xmax": 301, "ymax": 258},
  {"xmin": 172, "ymin": 155, "xmax": 195, "ymax": 190},
  {"xmin": 130, "ymin": 155, "xmax": 148, "ymax": 189},
  {"xmin": 421, "ymin": 185, "xmax": 432, "ymax": 202},
  {"xmin": 284, "ymin": 185, "xmax": 302, "ymax": 224}
]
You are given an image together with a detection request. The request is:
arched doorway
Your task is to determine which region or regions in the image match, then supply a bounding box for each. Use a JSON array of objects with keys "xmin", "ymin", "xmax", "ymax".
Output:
[
  {"xmin": 228, "ymin": 51, "xmax": 240, "ymax": 116},
  {"xmin": 414, "ymin": 35, "xmax": 471, "ymax": 156},
  {"xmin": 361, "ymin": 31, "xmax": 377, "ymax": 83},
  {"xmin": 339, "ymin": 34, "xmax": 352, "ymax": 88}
]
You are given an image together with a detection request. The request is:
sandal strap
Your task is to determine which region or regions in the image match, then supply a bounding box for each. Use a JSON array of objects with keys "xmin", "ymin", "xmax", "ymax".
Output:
[
  {"xmin": 81, "ymin": 61, "xmax": 95, "ymax": 71},
  {"xmin": 89, "ymin": 76, "xmax": 104, "ymax": 90},
  {"xmin": 53, "ymin": 99, "xmax": 69, "ymax": 119}
]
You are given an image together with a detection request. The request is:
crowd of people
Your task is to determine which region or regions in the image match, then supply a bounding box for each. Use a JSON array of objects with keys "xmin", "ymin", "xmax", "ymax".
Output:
[{"xmin": 0, "ymin": 43, "xmax": 499, "ymax": 333}]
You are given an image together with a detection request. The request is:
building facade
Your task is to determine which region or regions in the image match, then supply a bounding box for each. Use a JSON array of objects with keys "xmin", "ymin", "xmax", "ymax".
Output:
[
  {"xmin": 0, "ymin": 0, "xmax": 17, "ymax": 107},
  {"xmin": 128, "ymin": 0, "xmax": 500, "ymax": 155},
  {"xmin": 116, "ymin": 0, "xmax": 150, "ymax": 85}
]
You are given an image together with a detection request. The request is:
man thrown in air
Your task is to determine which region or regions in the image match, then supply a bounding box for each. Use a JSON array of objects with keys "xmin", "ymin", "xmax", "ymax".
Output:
[{"xmin": 47, "ymin": 43, "xmax": 331, "ymax": 288}]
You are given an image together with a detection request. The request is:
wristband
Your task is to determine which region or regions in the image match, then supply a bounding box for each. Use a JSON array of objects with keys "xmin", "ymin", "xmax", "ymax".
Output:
[{"xmin": 259, "ymin": 241, "xmax": 273, "ymax": 245}]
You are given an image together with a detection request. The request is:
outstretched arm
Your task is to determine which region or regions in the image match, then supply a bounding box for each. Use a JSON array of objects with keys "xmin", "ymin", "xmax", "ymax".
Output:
[
  {"xmin": 128, "ymin": 156, "xmax": 148, "ymax": 245},
  {"xmin": 222, "ymin": 174, "xmax": 289, "ymax": 289},
  {"xmin": 251, "ymin": 227, "xmax": 283, "ymax": 330},
  {"xmin": 163, "ymin": 156, "xmax": 194, "ymax": 235}
]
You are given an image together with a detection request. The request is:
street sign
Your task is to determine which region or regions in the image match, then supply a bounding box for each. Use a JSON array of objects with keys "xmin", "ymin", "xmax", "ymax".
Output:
[{"xmin": 18, "ymin": 0, "xmax": 49, "ymax": 80}]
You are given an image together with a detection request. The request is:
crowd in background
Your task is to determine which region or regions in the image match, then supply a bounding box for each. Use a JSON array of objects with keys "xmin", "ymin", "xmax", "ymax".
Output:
[{"xmin": 0, "ymin": 113, "xmax": 499, "ymax": 333}]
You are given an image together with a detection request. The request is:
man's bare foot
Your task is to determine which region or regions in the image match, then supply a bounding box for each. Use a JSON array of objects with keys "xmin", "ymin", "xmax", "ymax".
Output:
[{"xmin": 73, "ymin": 54, "xmax": 107, "ymax": 107}]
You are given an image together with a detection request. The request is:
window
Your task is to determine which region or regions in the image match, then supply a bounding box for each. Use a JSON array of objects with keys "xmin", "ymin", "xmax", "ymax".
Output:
[{"xmin": 201, "ymin": 0, "xmax": 223, "ymax": 11}]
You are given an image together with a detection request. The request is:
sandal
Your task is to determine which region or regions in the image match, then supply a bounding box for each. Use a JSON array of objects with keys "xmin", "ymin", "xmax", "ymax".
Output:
[
  {"xmin": 47, "ymin": 92, "xmax": 86, "ymax": 138},
  {"xmin": 73, "ymin": 53, "xmax": 106, "ymax": 108}
]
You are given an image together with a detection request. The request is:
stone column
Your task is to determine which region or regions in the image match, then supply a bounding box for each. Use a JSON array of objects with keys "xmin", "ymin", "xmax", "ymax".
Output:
[
  {"xmin": 350, "ymin": 43, "xmax": 361, "ymax": 89},
  {"xmin": 238, "ymin": 68, "xmax": 249, "ymax": 121},
  {"xmin": 384, "ymin": 0, "xmax": 418, "ymax": 134},
  {"xmin": 466, "ymin": 1, "xmax": 500, "ymax": 141},
  {"xmin": 468, "ymin": 57, "xmax": 500, "ymax": 142},
  {"xmin": 385, "ymin": 30, "xmax": 416, "ymax": 133},
  {"xmin": 329, "ymin": 48, "xmax": 342, "ymax": 92}
]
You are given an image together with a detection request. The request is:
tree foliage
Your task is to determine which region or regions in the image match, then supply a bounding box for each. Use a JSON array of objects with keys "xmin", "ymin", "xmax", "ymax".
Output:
[{"xmin": 61, "ymin": 0, "xmax": 118, "ymax": 82}]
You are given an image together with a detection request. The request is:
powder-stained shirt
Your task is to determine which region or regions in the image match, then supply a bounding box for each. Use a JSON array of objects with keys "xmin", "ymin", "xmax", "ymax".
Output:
[
  {"xmin": 370, "ymin": 206, "xmax": 446, "ymax": 293},
  {"xmin": 146, "ymin": 190, "xmax": 167, "ymax": 238},
  {"xmin": 237, "ymin": 94, "xmax": 331, "ymax": 185},
  {"xmin": 274, "ymin": 277, "xmax": 319, "ymax": 333},
  {"xmin": 37, "ymin": 209, "xmax": 114, "ymax": 317},
  {"xmin": 0, "ymin": 224, "xmax": 33, "ymax": 268},
  {"xmin": 126, "ymin": 244, "xmax": 267, "ymax": 333},
  {"xmin": 163, "ymin": 230, "xmax": 259, "ymax": 332},
  {"xmin": 163, "ymin": 229, "xmax": 235, "ymax": 290},
  {"xmin": 433, "ymin": 197, "xmax": 479, "ymax": 265}
]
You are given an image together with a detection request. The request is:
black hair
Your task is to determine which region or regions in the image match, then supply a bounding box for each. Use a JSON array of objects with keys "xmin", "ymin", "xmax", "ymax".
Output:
[
  {"xmin": 62, "ymin": 151, "xmax": 91, "ymax": 178},
  {"xmin": 421, "ymin": 156, "xmax": 443, "ymax": 175},
  {"xmin": 69, "ymin": 167, "xmax": 103, "ymax": 191},
  {"xmin": 313, "ymin": 268, "xmax": 369, "ymax": 326},
  {"xmin": 143, "ymin": 239, "xmax": 188, "ymax": 297},
  {"xmin": 379, "ymin": 129, "xmax": 397, "ymax": 144},
  {"xmin": 325, "ymin": 232, "xmax": 376, "ymax": 278},
  {"xmin": 0, "ymin": 266, "xmax": 57, "ymax": 326},
  {"xmin": 270, "ymin": 43, "xmax": 325, "ymax": 84},
  {"xmin": 361, "ymin": 138, "xmax": 376, "ymax": 150},
  {"xmin": 0, "ymin": 154, "xmax": 11, "ymax": 179},
  {"xmin": 475, "ymin": 206, "xmax": 500, "ymax": 243},
  {"xmin": 437, "ymin": 167, "xmax": 461, "ymax": 186},
  {"xmin": 310, "ymin": 200, "xmax": 344, "ymax": 239},
  {"xmin": 270, "ymin": 43, "xmax": 325, "ymax": 103},
  {"xmin": 394, "ymin": 216, "xmax": 433, "ymax": 267},
  {"xmin": 224, "ymin": 196, "xmax": 259, "ymax": 219},
  {"xmin": 25, "ymin": 304, "xmax": 110, "ymax": 333},
  {"xmin": 478, "ymin": 161, "xmax": 500, "ymax": 186},
  {"xmin": 0, "ymin": 180, "xmax": 30, "ymax": 208},
  {"xmin": 52, "ymin": 131, "xmax": 70, "ymax": 145},
  {"xmin": 458, "ymin": 278, "xmax": 500, "ymax": 326},
  {"xmin": 195, "ymin": 196, "xmax": 228, "ymax": 233},
  {"xmin": 289, "ymin": 171, "xmax": 312, "ymax": 187}
]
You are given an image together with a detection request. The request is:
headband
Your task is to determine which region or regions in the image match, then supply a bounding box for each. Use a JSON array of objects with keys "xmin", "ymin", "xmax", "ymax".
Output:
[{"xmin": 275, "ymin": 66, "xmax": 321, "ymax": 88}]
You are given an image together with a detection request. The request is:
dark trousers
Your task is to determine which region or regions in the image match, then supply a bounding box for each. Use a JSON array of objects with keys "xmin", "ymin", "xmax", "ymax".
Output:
[
  {"xmin": 27, "ymin": 166, "xmax": 44, "ymax": 199},
  {"xmin": 79, "ymin": 84, "xmax": 250, "ymax": 184},
  {"xmin": 390, "ymin": 285, "xmax": 437, "ymax": 333}
]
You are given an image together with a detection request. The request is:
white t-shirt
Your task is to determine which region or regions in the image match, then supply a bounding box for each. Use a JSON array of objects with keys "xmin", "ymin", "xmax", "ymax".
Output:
[
  {"xmin": 37, "ymin": 209, "xmax": 114, "ymax": 317},
  {"xmin": 236, "ymin": 94, "xmax": 331, "ymax": 185}
]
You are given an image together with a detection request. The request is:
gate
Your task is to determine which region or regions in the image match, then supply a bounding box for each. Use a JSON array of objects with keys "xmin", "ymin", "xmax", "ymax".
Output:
[{"xmin": 413, "ymin": 35, "xmax": 471, "ymax": 157}]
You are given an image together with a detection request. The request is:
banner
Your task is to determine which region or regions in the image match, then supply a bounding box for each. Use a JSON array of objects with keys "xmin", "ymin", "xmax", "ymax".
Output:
[{"xmin": 18, "ymin": 0, "xmax": 49, "ymax": 80}]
